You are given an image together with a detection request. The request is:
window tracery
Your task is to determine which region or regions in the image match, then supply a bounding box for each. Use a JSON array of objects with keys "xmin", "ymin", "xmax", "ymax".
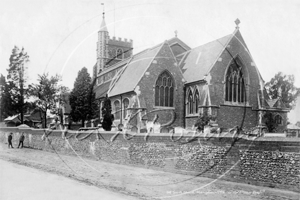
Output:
[{"xmin": 155, "ymin": 71, "xmax": 174, "ymax": 107}]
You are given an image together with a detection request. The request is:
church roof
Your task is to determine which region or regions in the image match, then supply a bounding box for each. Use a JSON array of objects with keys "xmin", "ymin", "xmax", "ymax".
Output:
[
  {"xmin": 95, "ymin": 80, "xmax": 111, "ymax": 99},
  {"xmin": 180, "ymin": 34, "xmax": 232, "ymax": 83},
  {"xmin": 108, "ymin": 44, "xmax": 162, "ymax": 97},
  {"xmin": 167, "ymin": 37, "xmax": 191, "ymax": 51},
  {"xmin": 257, "ymin": 89, "xmax": 289, "ymax": 111}
]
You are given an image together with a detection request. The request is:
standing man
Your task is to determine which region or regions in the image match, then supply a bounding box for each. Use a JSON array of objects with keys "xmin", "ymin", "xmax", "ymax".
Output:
[
  {"xmin": 8, "ymin": 133, "xmax": 13, "ymax": 148},
  {"xmin": 18, "ymin": 132, "xmax": 25, "ymax": 148}
]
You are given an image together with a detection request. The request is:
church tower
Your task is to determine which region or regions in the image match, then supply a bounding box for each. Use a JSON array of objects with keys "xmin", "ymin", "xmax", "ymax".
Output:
[
  {"xmin": 95, "ymin": 12, "xmax": 133, "ymax": 75},
  {"xmin": 96, "ymin": 13, "xmax": 109, "ymax": 74}
]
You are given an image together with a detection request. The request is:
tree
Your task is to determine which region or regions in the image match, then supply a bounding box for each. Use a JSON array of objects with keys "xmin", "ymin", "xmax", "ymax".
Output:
[
  {"xmin": 29, "ymin": 73, "xmax": 67, "ymax": 128},
  {"xmin": 194, "ymin": 108, "xmax": 211, "ymax": 132},
  {"xmin": 265, "ymin": 72, "xmax": 300, "ymax": 108},
  {"xmin": 263, "ymin": 112, "xmax": 277, "ymax": 133},
  {"xmin": 69, "ymin": 67, "xmax": 97, "ymax": 127},
  {"xmin": 6, "ymin": 46, "xmax": 30, "ymax": 123},
  {"xmin": 0, "ymin": 74, "xmax": 14, "ymax": 121},
  {"xmin": 101, "ymin": 95, "xmax": 114, "ymax": 131}
]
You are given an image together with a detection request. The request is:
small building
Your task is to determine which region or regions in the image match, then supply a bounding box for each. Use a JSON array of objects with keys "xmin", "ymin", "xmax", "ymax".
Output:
[
  {"xmin": 286, "ymin": 124, "xmax": 300, "ymax": 137},
  {"xmin": 4, "ymin": 114, "xmax": 31, "ymax": 127}
]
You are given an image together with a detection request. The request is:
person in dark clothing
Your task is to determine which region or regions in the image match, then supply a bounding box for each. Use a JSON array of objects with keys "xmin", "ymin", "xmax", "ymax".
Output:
[
  {"xmin": 18, "ymin": 132, "xmax": 25, "ymax": 148},
  {"xmin": 8, "ymin": 133, "xmax": 13, "ymax": 148}
]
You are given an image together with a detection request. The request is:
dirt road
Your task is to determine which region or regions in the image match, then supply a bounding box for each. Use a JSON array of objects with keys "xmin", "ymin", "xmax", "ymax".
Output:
[
  {"xmin": 0, "ymin": 159, "xmax": 138, "ymax": 200},
  {"xmin": 0, "ymin": 143, "xmax": 298, "ymax": 200}
]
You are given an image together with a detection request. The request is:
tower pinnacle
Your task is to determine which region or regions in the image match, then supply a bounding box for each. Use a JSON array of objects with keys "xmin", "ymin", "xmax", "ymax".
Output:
[{"xmin": 99, "ymin": 3, "xmax": 108, "ymax": 32}]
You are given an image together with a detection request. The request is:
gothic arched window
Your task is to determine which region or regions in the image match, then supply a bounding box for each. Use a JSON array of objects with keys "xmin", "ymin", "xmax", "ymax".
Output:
[
  {"xmin": 155, "ymin": 71, "xmax": 174, "ymax": 107},
  {"xmin": 186, "ymin": 90, "xmax": 193, "ymax": 114},
  {"xmin": 275, "ymin": 115, "xmax": 282, "ymax": 125},
  {"xmin": 117, "ymin": 49, "xmax": 123, "ymax": 60},
  {"xmin": 194, "ymin": 90, "xmax": 199, "ymax": 114},
  {"xmin": 113, "ymin": 100, "xmax": 120, "ymax": 120},
  {"xmin": 225, "ymin": 58, "xmax": 246, "ymax": 103},
  {"xmin": 123, "ymin": 98, "xmax": 129, "ymax": 118}
]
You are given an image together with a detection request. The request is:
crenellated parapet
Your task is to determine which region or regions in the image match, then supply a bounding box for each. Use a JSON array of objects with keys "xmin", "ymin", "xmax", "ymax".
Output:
[{"xmin": 108, "ymin": 36, "xmax": 133, "ymax": 48}]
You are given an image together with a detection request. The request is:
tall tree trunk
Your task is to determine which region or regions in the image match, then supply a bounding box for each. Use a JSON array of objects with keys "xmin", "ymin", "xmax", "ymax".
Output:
[
  {"xmin": 44, "ymin": 109, "xmax": 47, "ymax": 128},
  {"xmin": 20, "ymin": 70, "xmax": 24, "ymax": 124}
]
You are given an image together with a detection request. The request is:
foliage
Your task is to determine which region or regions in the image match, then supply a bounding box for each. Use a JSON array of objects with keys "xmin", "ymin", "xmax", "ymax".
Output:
[
  {"xmin": 29, "ymin": 73, "xmax": 68, "ymax": 128},
  {"xmin": 69, "ymin": 67, "xmax": 98, "ymax": 127},
  {"xmin": 0, "ymin": 74, "xmax": 14, "ymax": 120},
  {"xmin": 195, "ymin": 108, "xmax": 212, "ymax": 132},
  {"xmin": 263, "ymin": 112, "xmax": 277, "ymax": 133},
  {"xmin": 6, "ymin": 46, "xmax": 30, "ymax": 123},
  {"xmin": 101, "ymin": 95, "xmax": 114, "ymax": 131},
  {"xmin": 265, "ymin": 72, "xmax": 300, "ymax": 108}
]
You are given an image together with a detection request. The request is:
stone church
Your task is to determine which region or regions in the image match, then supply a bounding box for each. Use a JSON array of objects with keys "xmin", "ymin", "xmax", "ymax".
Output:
[{"xmin": 93, "ymin": 15, "xmax": 289, "ymax": 132}]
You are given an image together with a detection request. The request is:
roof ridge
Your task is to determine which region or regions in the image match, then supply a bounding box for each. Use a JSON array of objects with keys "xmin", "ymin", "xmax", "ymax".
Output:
[
  {"xmin": 192, "ymin": 34, "xmax": 232, "ymax": 50},
  {"xmin": 98, "ymin": 57, "xmax": 131, "ymax": 75}
]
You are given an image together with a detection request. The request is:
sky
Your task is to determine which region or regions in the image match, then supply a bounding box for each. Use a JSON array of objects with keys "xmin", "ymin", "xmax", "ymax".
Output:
[{"xmin": 0, "ymin": 0, "xmax": 300, "ymax": 123}]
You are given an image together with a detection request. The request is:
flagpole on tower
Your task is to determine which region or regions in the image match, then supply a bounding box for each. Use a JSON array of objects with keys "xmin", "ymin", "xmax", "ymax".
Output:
[
  {"xmin": 114, "ymin": 3, "xmax": 115, "ymax": 37},
  {"xmin": 101, "ymin": 3, "xmax": 105, "ymax": 18}
]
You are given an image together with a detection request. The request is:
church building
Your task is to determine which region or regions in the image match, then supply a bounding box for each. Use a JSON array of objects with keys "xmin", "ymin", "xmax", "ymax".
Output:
[{"xmin": 93, "ymin": 14, "xmax": 289, "ymax": 132}]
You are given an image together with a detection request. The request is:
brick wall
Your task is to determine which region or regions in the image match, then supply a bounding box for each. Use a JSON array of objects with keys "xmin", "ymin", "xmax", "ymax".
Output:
[
  {"xmin": 1, "ymin": 127, "xmax": 299, "ymax": 192},
  {"xmin": 217, "ymin": 105, "xmax": 258, "ymax": 129}
]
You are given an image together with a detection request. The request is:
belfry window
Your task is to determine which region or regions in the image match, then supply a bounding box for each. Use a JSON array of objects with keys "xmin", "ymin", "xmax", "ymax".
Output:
[
  {"xmin": 225, "ymin": 58, "xmax": 246, "ymax": 103},
  {"xmin": 117, "ymin": 49, "xmax": 123, "ymax": 59},
  {"xmin": 155, "ymin": 71, "xmax": 174, "ymax": 107}
]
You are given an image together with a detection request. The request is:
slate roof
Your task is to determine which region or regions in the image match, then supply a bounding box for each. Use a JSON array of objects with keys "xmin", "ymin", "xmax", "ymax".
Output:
[
  {"xmin": 95, "ymin": 80, "xmax": 112, "ymax": 99},
  {"xmin": 267, "ymin": 99, "xmax": 278, "ymax": 108},
  {"xmin": 180, "ymin": 34, "xmax": 232, "ymax": 83},
  {"xmin": 257, "ymin": 89, "xmax": 289, "ymax": 110},
  {"xmin": 4, "ymin": 114, "xmax": 31, "ymax": 123},
  {"xmin": 108, "ymin": 44, "xmax": 162, "ymax": 97}
]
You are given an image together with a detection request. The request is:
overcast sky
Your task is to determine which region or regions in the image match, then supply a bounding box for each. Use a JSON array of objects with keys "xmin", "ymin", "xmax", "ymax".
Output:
[{"xmin": 0, "ymin": 0, "xmax": 299, "ymax": 123}]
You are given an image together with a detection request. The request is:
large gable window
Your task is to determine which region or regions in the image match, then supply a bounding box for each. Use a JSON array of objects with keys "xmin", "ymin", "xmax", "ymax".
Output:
[
  {"xmin": 155, "ymin": 71, "xmax": 174, "ymax": 107},
  {"xmin": 225, "ymin": 58, "xmax": 246, "ymax": 103}
]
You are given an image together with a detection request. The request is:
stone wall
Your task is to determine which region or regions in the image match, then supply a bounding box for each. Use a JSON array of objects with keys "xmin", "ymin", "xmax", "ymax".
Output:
[{"xmin": 0, "ymin": 127, "xmax": 299, "ymax": 192}]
